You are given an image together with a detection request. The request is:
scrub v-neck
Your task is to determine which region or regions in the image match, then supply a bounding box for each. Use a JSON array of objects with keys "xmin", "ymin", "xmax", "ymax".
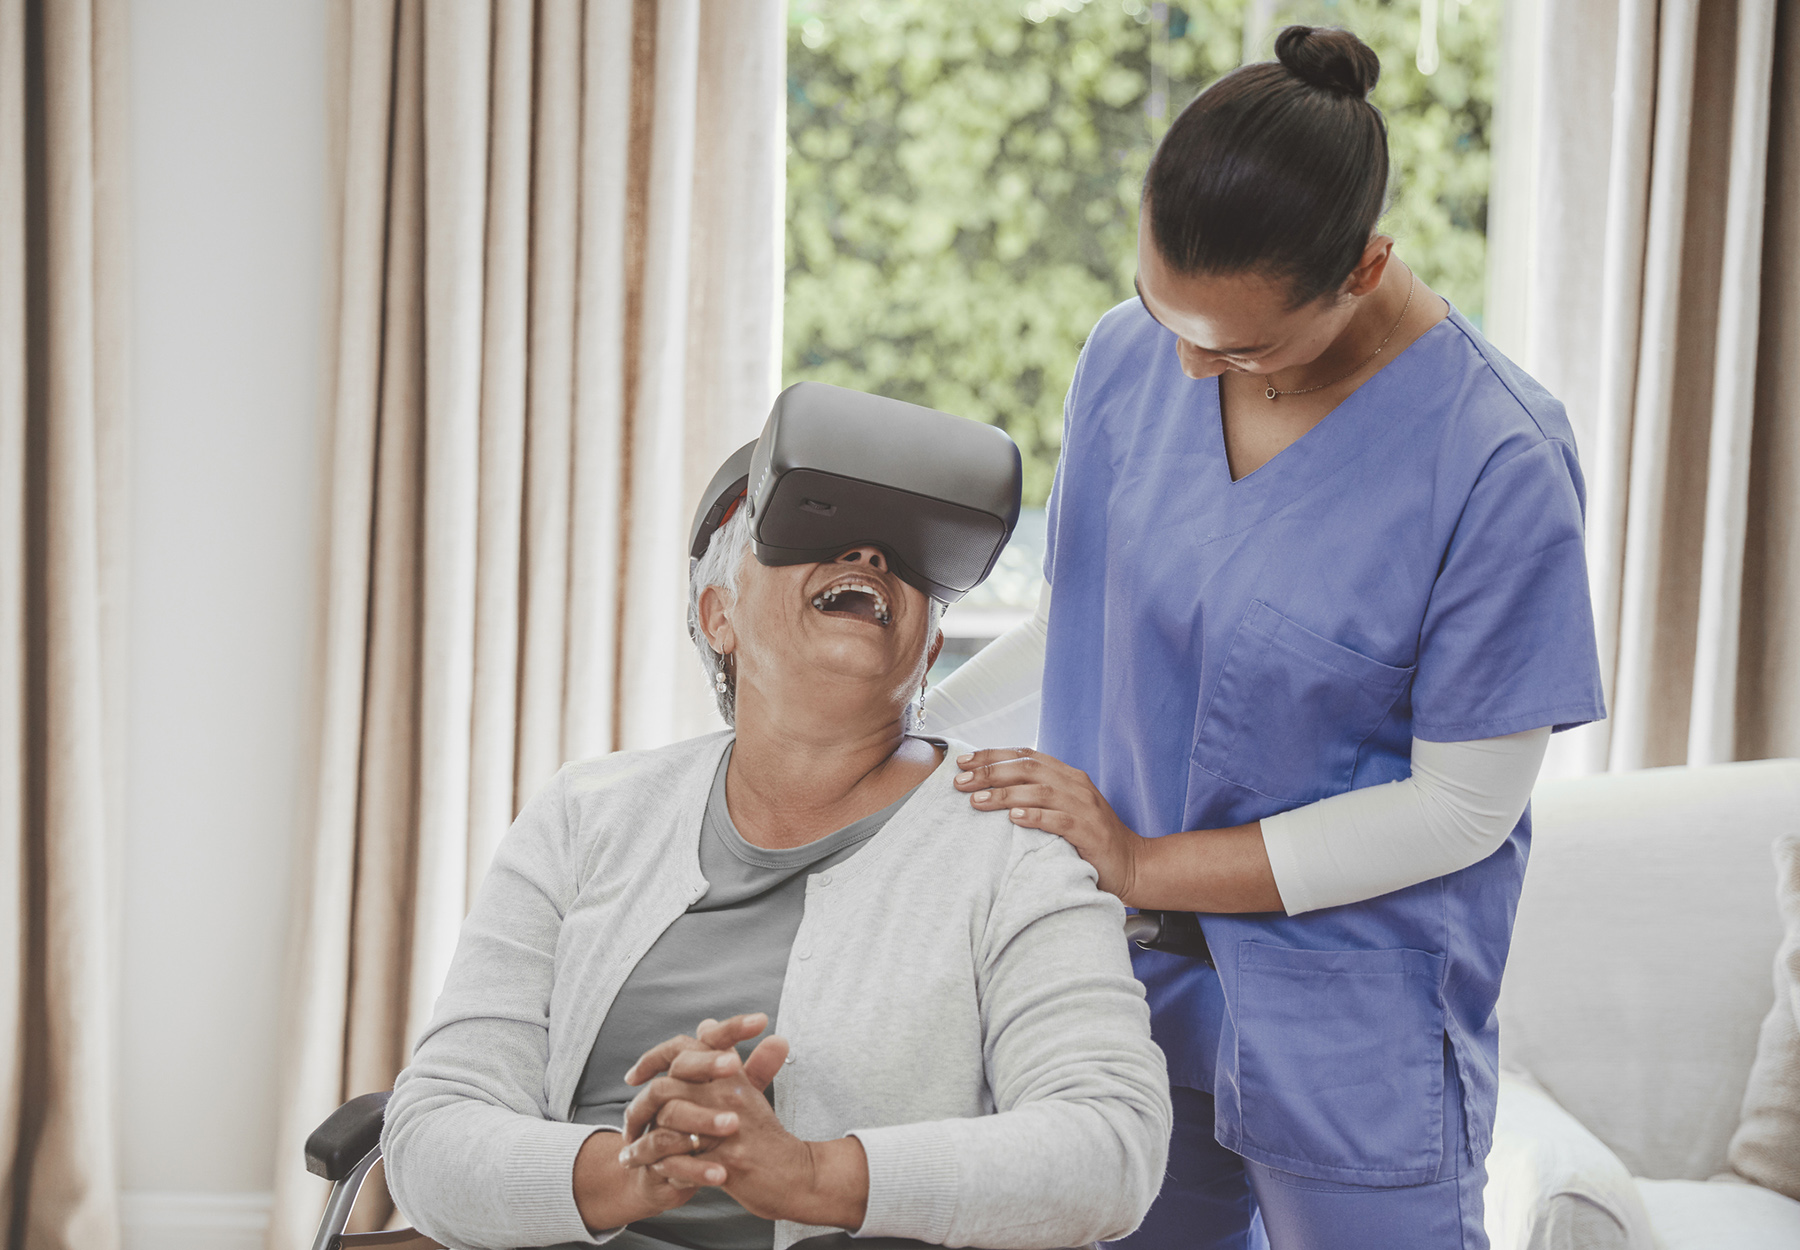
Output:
[{"xmin": 1206, "ymin": 315, "xmax": 1456, "ymax": 493}]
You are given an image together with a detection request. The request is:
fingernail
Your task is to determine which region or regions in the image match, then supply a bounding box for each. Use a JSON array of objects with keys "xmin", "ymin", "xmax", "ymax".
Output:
[
  {"xmin": 706, "ymin": 1166, "xmax": 725, "ymax": 1183},
  {"xmin": 1012, "ymin": 808, "xmax": 1026, "ymax": 818},
  {"xmin": 618, "ymin": 1149, "xmax": 630, "ymax": 1163},
  {"xmin": 974, "ymin": 790, "xmax": 991, "ymax": 802},
  {"xmin": 715, "ymin": 1113, "xmax": 736, "ymax": 1130},
  {"xmin": 955, "ymin": 771, "xmax": 973, "ymax": 784},
  {"xmin": 957, "ymin": 753, "xmax": 973, "ymax": 765}
]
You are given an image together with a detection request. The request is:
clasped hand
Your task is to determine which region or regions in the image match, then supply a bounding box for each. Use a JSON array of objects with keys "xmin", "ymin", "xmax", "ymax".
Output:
[{"xmin": 600, "ymin": 1012, "xmax": 866, "ymax": 1230}]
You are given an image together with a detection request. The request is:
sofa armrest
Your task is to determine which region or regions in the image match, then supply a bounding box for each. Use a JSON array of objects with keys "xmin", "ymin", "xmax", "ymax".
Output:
[{"xmin": 1484, "ymin": 1072, "xmax": 1656, "ymax": 1250}]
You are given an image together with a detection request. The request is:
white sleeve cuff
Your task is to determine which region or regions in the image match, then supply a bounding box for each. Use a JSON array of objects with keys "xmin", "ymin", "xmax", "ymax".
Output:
[{"xmin": 1260, "ymin": 798, "xmax": 1340, "ymax": 917}]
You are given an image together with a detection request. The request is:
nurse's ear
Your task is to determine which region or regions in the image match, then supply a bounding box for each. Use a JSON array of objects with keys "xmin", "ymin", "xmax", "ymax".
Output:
[{"xmin": 1338, "ymin": 233, "xmax": 1396, "ymax": 301}]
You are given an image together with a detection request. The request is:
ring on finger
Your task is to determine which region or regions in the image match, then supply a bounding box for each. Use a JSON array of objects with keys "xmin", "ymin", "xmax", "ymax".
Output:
[{"xmin": 689, "ymin": 1132, "xmax": 703, "ymax": 1154}]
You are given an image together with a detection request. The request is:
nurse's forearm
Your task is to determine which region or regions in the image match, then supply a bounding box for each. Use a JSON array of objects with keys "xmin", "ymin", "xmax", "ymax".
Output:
[{"xmin": 1128, "ymin": 823, "xmax": 1285, "ymax": 914}]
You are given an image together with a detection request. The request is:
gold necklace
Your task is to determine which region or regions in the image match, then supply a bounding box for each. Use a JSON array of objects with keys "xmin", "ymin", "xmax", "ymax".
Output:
[{"xmin": 1264, "ymin": 271, "xmax": 1416, "ymax": 401}]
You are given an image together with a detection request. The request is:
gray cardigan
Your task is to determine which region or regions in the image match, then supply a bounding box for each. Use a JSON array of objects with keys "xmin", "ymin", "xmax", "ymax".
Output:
[{"xmin": 382, "ymin": 732, "xmax": 1171, "ymax": 1250}]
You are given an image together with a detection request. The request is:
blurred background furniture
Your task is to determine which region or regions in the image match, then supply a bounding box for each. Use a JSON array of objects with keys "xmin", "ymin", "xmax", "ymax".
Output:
[{"xmin": 1486, "ymin": 759, "xmax": 1800, "ymax": 1249}]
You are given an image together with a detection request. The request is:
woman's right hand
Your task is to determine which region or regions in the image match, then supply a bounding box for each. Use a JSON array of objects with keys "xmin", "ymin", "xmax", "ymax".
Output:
[
  {"xmin": 572, "ymin": 1014, "xmax": 770, "ymax": 1231},
  {"xmin": 572, "ymin": 1124, "xmax": 710, "ymax": 1231}
]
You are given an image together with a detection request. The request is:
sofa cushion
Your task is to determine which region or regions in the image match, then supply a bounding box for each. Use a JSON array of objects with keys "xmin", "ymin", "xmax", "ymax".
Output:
[
  {"xmin": 1484, "ymin": 1072, "xmax": 1652, "ymax": 1250},
  {"xmin": 1727, "ymin": 834, "xmax": 1800, "ymax": 1200},
  {"xmin": 1501, "ymin": 760, "xmax": 1800, "ymax": 1179},
  {"xmin": 1634, "ymin": 1178, "xmax": 1800, "ymax": 1250}
]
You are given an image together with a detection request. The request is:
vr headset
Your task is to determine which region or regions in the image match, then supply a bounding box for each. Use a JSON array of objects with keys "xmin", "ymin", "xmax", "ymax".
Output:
[{"xmin": 688, "ymin": 382, "xmax": 1023, "ymax": 603}]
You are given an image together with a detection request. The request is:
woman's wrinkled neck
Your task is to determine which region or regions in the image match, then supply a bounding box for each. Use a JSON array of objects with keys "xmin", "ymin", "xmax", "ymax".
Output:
[{"xmin": 724, "ymin": 684, "xmax": 941, "ymax": 850}]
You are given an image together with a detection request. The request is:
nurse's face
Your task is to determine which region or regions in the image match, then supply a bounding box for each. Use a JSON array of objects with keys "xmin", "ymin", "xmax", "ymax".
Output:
[{"xmin": 1134, "ymin": 204, "xmax": 1389, "ymax": 382}]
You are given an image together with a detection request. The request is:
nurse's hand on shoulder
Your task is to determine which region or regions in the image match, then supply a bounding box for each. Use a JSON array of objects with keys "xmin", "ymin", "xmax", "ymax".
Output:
[{"xmin": 955, "ymin": 748, "xmax": 1144, "ymax": 901}]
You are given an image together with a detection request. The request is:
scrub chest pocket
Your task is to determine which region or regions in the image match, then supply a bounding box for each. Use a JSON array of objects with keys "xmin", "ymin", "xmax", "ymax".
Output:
[{"xmin": 1193, "ymin": 601, "xmax": 1413, "ymax": 805}]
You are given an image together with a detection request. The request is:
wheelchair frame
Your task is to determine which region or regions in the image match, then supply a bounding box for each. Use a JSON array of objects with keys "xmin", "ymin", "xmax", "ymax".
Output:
[{"xmin": 305, "ymin": 1091, "xmax": 439, "ymax": 1249}]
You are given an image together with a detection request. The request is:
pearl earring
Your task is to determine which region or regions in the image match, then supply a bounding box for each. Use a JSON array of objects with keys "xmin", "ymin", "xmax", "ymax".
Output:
[{"xmin": 714, "ymin": 668, "xmax": 728, "ymax": 694}]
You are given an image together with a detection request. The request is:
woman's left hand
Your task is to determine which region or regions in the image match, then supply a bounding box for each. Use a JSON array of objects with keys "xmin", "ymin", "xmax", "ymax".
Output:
[{"xmin": 955, "ymin": 748, "xmax": 1145, "ymax": 902}]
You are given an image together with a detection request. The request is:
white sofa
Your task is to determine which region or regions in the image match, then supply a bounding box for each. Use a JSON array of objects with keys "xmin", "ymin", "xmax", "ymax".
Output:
[{"xmin": 1486, "ymin": 759, "xmax": 1800, "ymax": 1249}]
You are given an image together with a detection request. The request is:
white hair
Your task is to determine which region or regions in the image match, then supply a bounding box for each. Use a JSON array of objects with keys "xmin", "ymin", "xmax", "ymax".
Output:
[
  {"xmin": 688, "ymin": 508, "xmax": 753, "ymax": 725},
  {"xmin": 686, "ymin": 510, "xmax": 945, "ymax": 729}
]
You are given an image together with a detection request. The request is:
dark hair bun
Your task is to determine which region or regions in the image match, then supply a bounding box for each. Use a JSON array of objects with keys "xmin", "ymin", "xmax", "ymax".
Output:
[{"xmin": 1275, "ymin": 25, "xmax": 1380, "ymax": 98}]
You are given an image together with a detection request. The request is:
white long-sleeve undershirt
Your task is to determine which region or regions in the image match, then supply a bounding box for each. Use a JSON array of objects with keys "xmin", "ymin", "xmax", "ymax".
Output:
[
  {"xmin": 1258, "ymin": 727, "xmax": 1548, "ymax": 913},
  {"xmin": 923, "ymin": 582, "xmax": 1550, "ymax": 916},
  {"xmin": 925, "ymin": 581, "xmax": 1051, "ymax": 747}
]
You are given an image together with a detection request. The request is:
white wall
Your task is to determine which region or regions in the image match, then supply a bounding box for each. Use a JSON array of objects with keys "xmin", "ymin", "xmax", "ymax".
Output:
[{"xmin": 123, "ymin": 1, "xmax": 327, "ymax": 1245}]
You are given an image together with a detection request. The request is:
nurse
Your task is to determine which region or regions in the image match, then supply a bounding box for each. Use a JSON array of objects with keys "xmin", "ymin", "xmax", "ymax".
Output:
[{"xmin": 927, "ymin": 25, "xmax": 1604, "ymax": 1250}]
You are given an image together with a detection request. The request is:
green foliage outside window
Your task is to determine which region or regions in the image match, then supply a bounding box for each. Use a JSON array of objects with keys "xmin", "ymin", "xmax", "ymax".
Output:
[{"xmin": 784, "ymin": 0, "xmax": 1498, "ymax": 506}]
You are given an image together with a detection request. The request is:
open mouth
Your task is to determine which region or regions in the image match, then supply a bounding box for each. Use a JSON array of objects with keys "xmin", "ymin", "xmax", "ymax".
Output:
[{"xmin": 811, "ymin": 579, "xmax": 891, "ymax": 627}]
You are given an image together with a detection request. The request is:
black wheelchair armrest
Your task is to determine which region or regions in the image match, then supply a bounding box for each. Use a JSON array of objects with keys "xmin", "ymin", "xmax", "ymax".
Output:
[
  {"xmin": 1124, "ymin": 909, "xmax": 1214, "ymax": 965},
  {"xmin": 306, "ymin": 1091, "xmax": 391, "ymax": 1181}
]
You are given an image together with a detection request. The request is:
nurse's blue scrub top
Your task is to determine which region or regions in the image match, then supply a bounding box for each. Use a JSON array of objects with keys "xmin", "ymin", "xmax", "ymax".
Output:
[{"xmin": 1039, "ymin": 299, "xmax": 1605, "ymax": 1188}]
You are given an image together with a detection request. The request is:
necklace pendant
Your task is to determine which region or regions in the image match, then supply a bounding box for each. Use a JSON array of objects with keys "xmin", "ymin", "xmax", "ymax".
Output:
[{"xmin": 1265, "ymin": 385, "xmax": 1278, "ymax": 401}]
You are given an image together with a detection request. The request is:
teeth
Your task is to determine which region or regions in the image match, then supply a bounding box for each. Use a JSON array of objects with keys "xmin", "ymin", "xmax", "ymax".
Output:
[{"xmin": 811, "ymin": 581, "xmax": 891, "ymax": 625}]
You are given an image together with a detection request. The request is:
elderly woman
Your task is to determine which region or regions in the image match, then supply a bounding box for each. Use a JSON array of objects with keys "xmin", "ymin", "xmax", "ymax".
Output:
[{"xmin": 380, "ymin": 503, "xmax": 1171, "ymax": 1250}]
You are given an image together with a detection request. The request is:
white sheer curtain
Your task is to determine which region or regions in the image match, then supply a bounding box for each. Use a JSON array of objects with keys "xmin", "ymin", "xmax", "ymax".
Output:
[
  {"xmin": 266, "ymin": 3, "xmax": 785, "ymax": 1245},
  {"xmin": 0, "ymin": 0, "xmax": 130, "ymax": 1246},
  {"xmin": 0, "ymin": 2, "xmax": 128, "ymax": 1248},
  {"xmin": 1488, "ymin": 0, "xmax": 1800, "ymax": 777}
]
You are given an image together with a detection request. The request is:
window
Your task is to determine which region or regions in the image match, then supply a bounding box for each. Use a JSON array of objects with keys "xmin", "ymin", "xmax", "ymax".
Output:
[{"xmin": 785, "ymin": 0, "xmax": 1498, "ymax": 677}]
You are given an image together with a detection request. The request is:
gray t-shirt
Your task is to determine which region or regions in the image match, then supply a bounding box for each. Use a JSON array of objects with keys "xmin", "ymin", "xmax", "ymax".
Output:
[{"xmin": 566, "ymin": 745, "xmax": 917, "ymax": 1250}]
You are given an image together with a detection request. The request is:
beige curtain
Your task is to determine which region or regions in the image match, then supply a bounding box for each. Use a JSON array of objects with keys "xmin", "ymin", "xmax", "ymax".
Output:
[
  {"xmin": 0, "ymin": 2, "xmax": 128, "ymax": 1249},
  {"xmin": 267, "ymin": 1, "xmax": 785, "ymax": 1245},
  {"xmin": 1496, "ymin": 0, "xmax": 1800, "ymax": 776}
]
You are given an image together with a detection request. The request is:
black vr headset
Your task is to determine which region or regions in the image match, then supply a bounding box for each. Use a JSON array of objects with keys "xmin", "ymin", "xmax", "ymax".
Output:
[{"xmin": 688, "ymin": 382, "xmax": 1024, "ymax": 603}]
